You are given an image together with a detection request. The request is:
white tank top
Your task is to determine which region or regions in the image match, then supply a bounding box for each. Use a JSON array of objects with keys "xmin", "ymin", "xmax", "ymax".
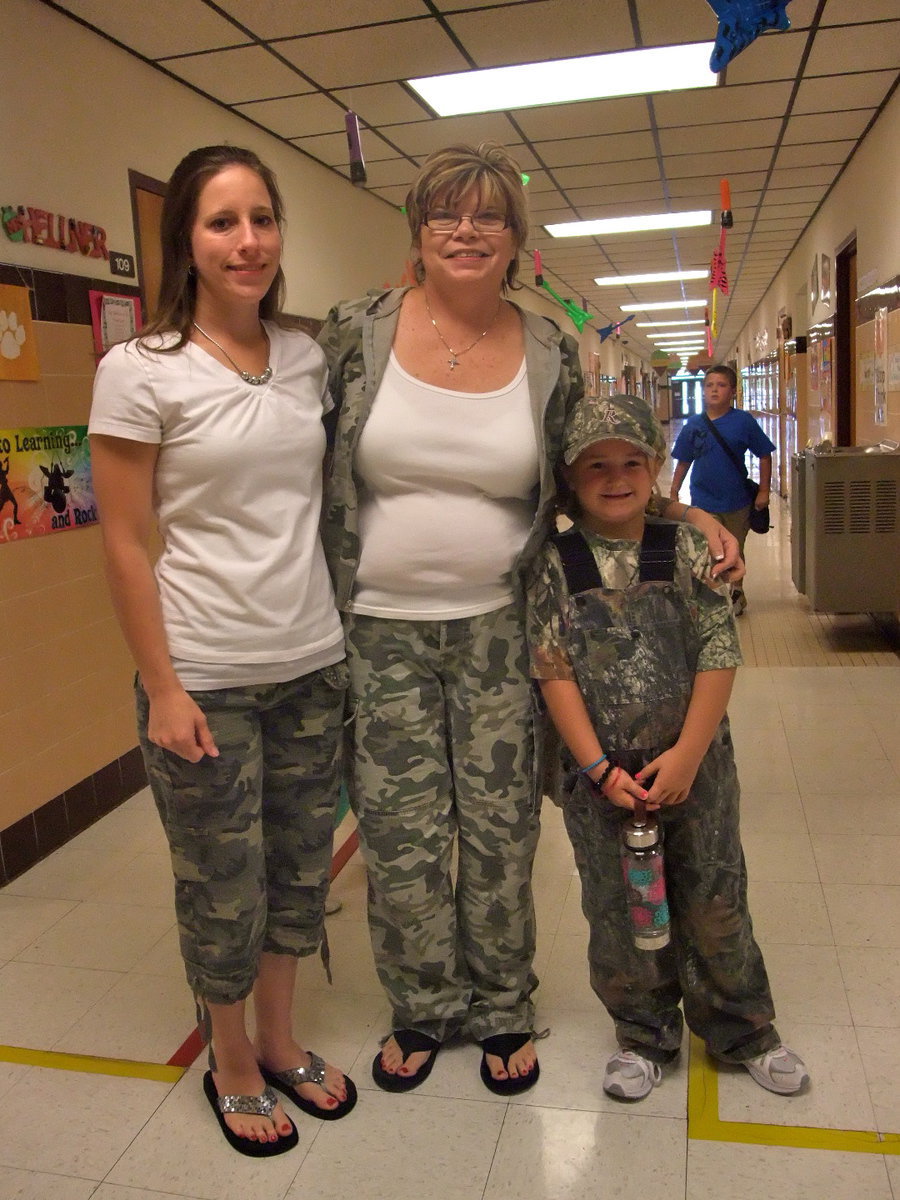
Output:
[{"xmin": 352, "ymin": 351, "xmax": 538, "ymax": 619}]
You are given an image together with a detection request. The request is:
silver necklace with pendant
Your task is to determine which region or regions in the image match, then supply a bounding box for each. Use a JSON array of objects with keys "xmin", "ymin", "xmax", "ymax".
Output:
[
  {"xmin": 192, "ymin": 321, "xmax": 273, "ymax": 385},
  {"xmin": 424, "ymin": 296, "xmax": 502, "ymax": 369}
]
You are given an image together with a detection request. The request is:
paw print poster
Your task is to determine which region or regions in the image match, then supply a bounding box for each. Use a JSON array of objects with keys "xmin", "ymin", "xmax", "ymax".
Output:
[{"xmin": 0, "ymin": 284, "xmax": 40, "ymax": 380}]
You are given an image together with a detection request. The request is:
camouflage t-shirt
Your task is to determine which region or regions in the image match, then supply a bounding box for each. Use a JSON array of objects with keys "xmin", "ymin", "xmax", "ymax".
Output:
[{"xmin": 526, "ymin": 520, "xmax": 742, "ymax": 681}]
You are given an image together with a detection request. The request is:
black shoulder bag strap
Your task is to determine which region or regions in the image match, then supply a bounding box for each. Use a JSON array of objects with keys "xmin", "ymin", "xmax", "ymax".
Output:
[{"xmin": 702, "ymin": 412, "xmax": 749, "ymax": 488}]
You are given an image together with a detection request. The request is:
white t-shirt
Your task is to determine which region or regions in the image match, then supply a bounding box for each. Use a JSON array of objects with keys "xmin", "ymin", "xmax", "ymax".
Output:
[
  {"xmin": 352, "ymin": 351, "xmax": 539, "ymax": 619},
  {"xmin": 89, "ymin": 324, "xmax": 343, "ymax": 681}
]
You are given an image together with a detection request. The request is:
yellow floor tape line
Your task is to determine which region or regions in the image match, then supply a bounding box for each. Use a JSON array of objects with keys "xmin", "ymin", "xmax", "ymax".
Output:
[
  {"xmin": 0, "ymin": 1043, "xmax": 183, "ymax": 1084},
  {"xmin": 688, "ymin": 1034, "xmax": 900, "ymax": 1155}
]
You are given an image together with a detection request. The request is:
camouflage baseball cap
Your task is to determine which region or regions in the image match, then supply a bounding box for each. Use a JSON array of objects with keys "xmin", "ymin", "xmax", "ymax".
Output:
[{"xmin": 563, "ymin": 394, "xmax": 667, "ymax": 465}]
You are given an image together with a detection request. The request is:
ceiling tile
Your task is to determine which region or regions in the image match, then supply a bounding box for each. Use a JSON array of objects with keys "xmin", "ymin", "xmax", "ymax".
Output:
[
  {"xmin": 821, "ymin": 1, "xmax": 900, "ymax": 25},
  {"xmin": 52, "ymin": 0, "xmax": 245, "ymax": 58},
  {"xmin": 290, "ymin": 131, "xmax": 357, "ymax": 166},
  {"xmin": 277, "ymin": 20, "xmax": 469, "ymax": 89},
  {"xmin": 163, "ymin": 45, "xmax": 309, "ymax": 104},
  {"xmin": 653, "ymin": 81, "xmax": 793, "ymax": 126},
  {"xmin": 635, "ymin": 0, "xmax": 721, "ymax": 47},
  {"xmin": 234, "ymin": 92, "xmax": 346, "ymax": 138},
  {"xmin": 793, "ymin": 69, "xmax": 896, "ymax": 114},
  {"xmin": 332, "ymin": 83, "xmax": 431, "ymax": 127},
  {"xmin": 658, "ymin": 118, "xmax": 781, "ymax": 155},
  {"xmin": 782, "ymin": 109, "xmax": 874, "ymax": 145},
  {"xmin": 380, "ymin": 113, "xmax": 524, "ymax": 157},
  {"xmin": 724, "ymin": 30, "xmax": 807, "ymax": 86},
  {"xmin": 447, "ymin": 0, "xmax": 637, "ymax": 67},
  {"xmin": 215, "ymin": 0, "xmax": 424, "ymax": 39},
  {"xmin": 537, "ymin": 131, "xmax": 658, "ymax": 168},
  {"xmin": 512, "ymin": 96, "xmax": 650, "ymax": 140},
  {"xmin": 665, "ymin": 147, "xmax": 774, "ymax": 178},
  {"xmin": 775, "ymin": 139, "xmax": 858, "ymax": 168},
  {"xmin": 552, "ymin": 160, "xmax": 662, "ymax": 189},
  {"xmin": 805, "ymin": 23, "xmax": 900, "ymax": 75}
]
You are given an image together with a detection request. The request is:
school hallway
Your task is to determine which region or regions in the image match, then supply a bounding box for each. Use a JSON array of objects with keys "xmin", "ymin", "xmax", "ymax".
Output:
[{"xmin": 1, "ymin": 478, "xmax": 899, "ymax": 1200}]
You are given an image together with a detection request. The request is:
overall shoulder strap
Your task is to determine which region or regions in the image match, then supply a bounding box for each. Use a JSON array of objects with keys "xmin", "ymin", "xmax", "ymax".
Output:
[
  {"xmin": 638, "ymin": 521, "xmax": 678, "ymax": 582},
  {"xmin": 552, "ymin": 528, "xmax": 602, "ymax": 594}
]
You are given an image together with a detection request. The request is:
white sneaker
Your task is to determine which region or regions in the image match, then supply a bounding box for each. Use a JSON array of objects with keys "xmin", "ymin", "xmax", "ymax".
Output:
[
  {"xmin": 603, "ymin": 1049, "xmax": 662, "ymax": 1101},
  {"xmin": 742, "ymin": 1045, "xmax": 809, "ymax": 1095}
]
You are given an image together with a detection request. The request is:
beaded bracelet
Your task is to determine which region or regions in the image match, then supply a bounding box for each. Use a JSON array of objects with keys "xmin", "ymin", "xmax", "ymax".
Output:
[
  {"xmin": 579, "ymin": 754, "xmax": 607, "ymax": 774},
  {"xmin": 590, "ymin": 760, "xmax": 617, "ymax": 794}
]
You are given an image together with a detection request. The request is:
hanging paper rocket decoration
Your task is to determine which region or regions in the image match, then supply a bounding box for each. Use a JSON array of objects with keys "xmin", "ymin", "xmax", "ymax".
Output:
[
  {"xmin": 344, "ymin": 111, "xmax": 367, "ymax": 186},
  {"xmin": 706, "ymin": 0, "xmax": 794, "ymax": 73},
  {"xmin": 596, "ymin": 314, "xmax": 635, "ymax": 343}
]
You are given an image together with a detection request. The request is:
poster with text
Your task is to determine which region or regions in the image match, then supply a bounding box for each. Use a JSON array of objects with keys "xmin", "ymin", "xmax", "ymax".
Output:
[{"xmin": 0, "ymin": 425, "xmax": 97, "ymax": 543}]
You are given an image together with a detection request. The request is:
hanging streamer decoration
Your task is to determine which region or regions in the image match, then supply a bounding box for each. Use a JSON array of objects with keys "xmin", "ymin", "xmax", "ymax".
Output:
[
  {"xmin": 344, "ymin": 111, "xmax": 367, "ymax": 186},
  {"xmin": 706, "ymin": 0, "xmax": 794, "ymax": 72},
  {"xmin": 533, "ymin": 251, "xmax": 594, "ymax": 333},
  {"xmin": 708, "ymin": 178, "xmax": 732, "ymax": 344}
]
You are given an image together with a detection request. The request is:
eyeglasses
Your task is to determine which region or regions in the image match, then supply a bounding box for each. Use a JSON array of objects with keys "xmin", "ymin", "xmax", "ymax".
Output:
[{"xmin": 423, "ymin": 209, "xmax": 509, "ymax": 233}]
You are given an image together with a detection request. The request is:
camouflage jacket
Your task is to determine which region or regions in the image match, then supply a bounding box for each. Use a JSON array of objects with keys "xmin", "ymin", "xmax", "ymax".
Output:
[{"xmin": 317, "ymin": 287, "xmax": 583, "ymax": 611}]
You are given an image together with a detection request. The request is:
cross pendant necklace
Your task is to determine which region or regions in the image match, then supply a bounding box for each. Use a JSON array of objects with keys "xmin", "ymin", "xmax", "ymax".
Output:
[{"xmin": 424, "ymin": 295, "xmax": 502, "ymax": 369}]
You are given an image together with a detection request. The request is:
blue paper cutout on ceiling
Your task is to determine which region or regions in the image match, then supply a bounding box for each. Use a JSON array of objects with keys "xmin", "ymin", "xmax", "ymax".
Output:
[{"xmin": 706, "ymin": 0, "xmax": 794, "ymax": 72}]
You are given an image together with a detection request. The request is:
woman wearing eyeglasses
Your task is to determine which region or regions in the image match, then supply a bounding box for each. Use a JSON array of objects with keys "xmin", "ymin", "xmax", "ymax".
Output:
[{"xmin": 318, "ymin": 142, "xmax": 741, "ymax": 1096}]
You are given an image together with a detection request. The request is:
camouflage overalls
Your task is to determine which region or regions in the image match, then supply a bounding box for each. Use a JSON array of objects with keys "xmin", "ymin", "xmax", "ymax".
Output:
[
  {"xmin": 528, "ymin": 519, "xmax": 779, "ymax": 1064},
  {"xmin": 318, "ymin": 290, "xmax": 583, "ymax": 1042},
  {"xmin": 137, "ymin": 664, "xmax": 347, "ymax": 1006}
]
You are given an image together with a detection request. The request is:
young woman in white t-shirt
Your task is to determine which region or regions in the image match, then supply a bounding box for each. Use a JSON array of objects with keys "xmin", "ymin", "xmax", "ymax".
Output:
[{"xmin": 89, "ymin": 145, "xmax": 356, "ymax": 1156}]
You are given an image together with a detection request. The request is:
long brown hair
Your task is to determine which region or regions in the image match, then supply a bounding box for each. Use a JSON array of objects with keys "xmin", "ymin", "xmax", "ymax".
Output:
[
  {"xmin": 404, "ymin": 142, "xmax": 529, "ymax": 290},
  {"xmin": 139, "ymin": 145, "xmax": 287, "ymax": 350}
]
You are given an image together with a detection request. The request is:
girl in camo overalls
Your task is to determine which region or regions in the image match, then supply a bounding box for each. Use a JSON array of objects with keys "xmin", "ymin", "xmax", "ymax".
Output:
[{"xmin": 526, "ymin": 393, "xmax": 809, "ymax": 1102}]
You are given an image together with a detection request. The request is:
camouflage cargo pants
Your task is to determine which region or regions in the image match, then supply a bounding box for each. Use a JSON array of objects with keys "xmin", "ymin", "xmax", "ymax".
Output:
[
  {"xmin": 136, "ymin": 663, "xmax": 348, "ymax": 1006},
  {"xmin": 563, "ymin": 756, "xmax": 778, "ymax": 1065},
  {"xmin": 344, "ymin": 604, "xmax": 540, "ymax": 1043}
]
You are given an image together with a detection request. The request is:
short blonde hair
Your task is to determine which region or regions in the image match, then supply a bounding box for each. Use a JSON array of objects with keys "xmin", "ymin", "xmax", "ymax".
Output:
[{"xmin": 404, "ymin": 142, "xmax": 529, "ymax": 289}]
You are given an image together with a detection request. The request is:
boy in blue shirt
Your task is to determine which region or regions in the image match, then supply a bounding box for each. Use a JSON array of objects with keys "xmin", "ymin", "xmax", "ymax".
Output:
[{"xmin": 669, "ymin": 366, "xmax": 774, "ymax": 615}]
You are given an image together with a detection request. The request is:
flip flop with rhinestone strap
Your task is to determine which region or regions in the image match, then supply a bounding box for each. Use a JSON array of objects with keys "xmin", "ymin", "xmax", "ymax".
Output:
[
  {"xmin": 202, "ymin": 1070, "xmax": 298, "ymax": 1156},
  {"xmin": 260, "ymin": 1052, "xmax": 358, "ymax": 1120},
  {"xmin": 479, "ymin": 1033, "xmax": 540, "ymax": 1096},
  {"xmin": 371, "ymin": 1029, "xmax": 441, "ymax": 1092}
]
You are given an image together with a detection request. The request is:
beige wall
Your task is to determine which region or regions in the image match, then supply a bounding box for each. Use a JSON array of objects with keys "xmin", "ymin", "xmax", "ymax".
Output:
[
  {"xmin": 728, "ymin": 86, "xmax": 900, "ymax": 448},
  {"xmin": 0, "ymin": 0, "xmax": 415, "ymax": 833},
  {"xmin": 0, "ymin": 323, "xmax": 136, "ymax": 828},
  {"xmin": 0, "ymin": 0, "xmax": 411, "ymax": 316}
]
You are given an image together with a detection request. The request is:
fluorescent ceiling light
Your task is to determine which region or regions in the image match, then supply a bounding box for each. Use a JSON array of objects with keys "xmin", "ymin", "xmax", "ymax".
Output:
[
  {"xmin": 647, "ymin": 330, "xmax": 707, "ymax": 340},
  {"xmin": 636, "ymin": 320, "xmax": 706, "ymax": 327},
  {"xmin": 621, "ymin": 300, "xmax": 707, "ymax": 311},
  {"xmin": 408, "ymin": 42, "xmax": 716, "ymax": 116},
  {"xmin": 594, "ymin": 269, "xmax": 708, "ymax": 286},
  {"xmin": 545, "ymin": 211, "xmax": 711, "ymax": 238}
]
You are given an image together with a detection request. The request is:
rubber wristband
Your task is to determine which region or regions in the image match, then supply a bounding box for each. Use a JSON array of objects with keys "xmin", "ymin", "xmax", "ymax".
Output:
[{"xmin": 579, "ymin": 754, "xmax": 607, "ymax": 774}]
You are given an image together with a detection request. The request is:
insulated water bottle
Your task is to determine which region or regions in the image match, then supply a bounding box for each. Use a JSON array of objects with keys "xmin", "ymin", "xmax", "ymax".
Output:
[{"xmin": 621, "ymin": 798, "xmax": 670, "ymax": 950}]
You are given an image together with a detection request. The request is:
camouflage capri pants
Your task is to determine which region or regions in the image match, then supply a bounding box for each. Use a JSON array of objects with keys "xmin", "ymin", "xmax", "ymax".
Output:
[
  {"xmin": 136, "ymin": 663, "xmax": 348, "ymax": 1006},
  {"xmin": 344, "ymin": 603, "xmax": 541, "ymax": 1043}
]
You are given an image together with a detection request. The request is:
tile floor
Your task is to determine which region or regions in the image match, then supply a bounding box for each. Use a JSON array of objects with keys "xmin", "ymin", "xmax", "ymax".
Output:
[{"xmin": 2, "ymin": 489, "xmax": 899, "ymax": 1199}]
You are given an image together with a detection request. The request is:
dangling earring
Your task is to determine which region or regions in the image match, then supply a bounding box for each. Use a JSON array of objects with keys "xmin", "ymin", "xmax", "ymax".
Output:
[{"xmin": 187, "ymin": 264, "xmax": 196, "ymax": 278}]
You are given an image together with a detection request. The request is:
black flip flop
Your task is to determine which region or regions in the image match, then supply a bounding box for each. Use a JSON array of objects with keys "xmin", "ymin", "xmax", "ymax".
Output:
[
  {"xmin": 202, "ymin": 1070, "xmax": 299, "ymax": 1156},
  {"xmin": 260, "ymin": 1053, "xmax": 358, "ymax": 1121},
  {"xmin": 479, "ymin": 1033, "xmax": 540, "ymax": 1096},
  {"xmin": 371, "ymin": 1029, "xmax": 441, "ymax": 1092}
]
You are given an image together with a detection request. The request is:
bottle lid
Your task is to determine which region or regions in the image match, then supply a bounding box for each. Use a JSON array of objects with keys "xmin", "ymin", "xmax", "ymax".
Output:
[
  {"xmin": 623, "ymin": 797, "xmax": 660, "ymax": 849},
  {"xmin": 623, "ymin": 819, "xmax": 660, "ymax": 849}
]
